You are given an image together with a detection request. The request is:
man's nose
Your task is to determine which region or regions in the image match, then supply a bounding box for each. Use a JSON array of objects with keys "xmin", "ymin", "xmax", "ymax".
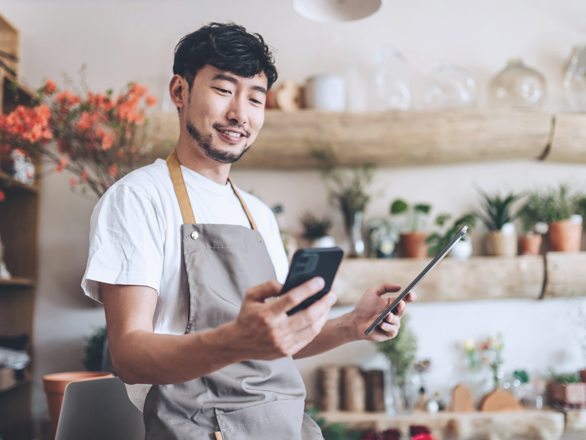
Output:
[{"xmin": 226, "ymin": 96, "xmax": 248, "ymax": 126}]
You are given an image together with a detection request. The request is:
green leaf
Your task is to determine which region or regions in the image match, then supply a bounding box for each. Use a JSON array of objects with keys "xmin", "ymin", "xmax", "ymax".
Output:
[
  {"xmin": 414, "ymin": 204, "xmax": 431, "ymax": 214},
  {"xmin": 390, "ymin": 199, "xmax": 408, "ymax": 215},
  {"xmin": 435, "ymin": 213, "xmax": 451, "ymax": 227}
]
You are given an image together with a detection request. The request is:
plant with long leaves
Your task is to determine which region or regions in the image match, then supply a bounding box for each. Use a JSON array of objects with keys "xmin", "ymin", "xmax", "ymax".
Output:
[
  {"xmin": 519, "ymin": 184, "xmax": 584, "ymax": 227},
  {"xmin": 475, "ymin": 188, "xmax": 523, "ymax": 231},
  {"xmin": 425, "ymin": 212, "xmax": 476, "ymax": 256},
  {"xmin": 389, "ymin": 199, "xmax": 432, "ymax": 233}
]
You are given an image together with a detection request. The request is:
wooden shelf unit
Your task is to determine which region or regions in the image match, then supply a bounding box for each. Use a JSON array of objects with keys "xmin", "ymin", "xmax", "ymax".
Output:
[
  {"xmin": 0, "ymin": 13, "xmax": 38, "ymax": 439},
  {"xmin": 144, "ymin": 109, "xmax": 586, "ymax": 168}
]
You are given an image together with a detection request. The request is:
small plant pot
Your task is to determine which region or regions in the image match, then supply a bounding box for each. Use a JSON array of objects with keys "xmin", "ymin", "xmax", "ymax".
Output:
[
  {"xmin": 518, "ymin": 234, "xmax": 542, "ymax": 256},
  {"xmin": 548, "ymin": 220, "xmax": 582, "ymax": 252},
  {"xmin": 548, "ymin": 382, "xmax": 586, "ymax": 406},
  {"xmin": 400, "ymin": 233, "xmax": 429, "ymax": 258},
  {"xmin": 485, "ymin": 231, "xmax": 517, "ymax": 257},
  {"xmin": 43, "ymin": 371, "xmax": 114, "ymax": 438},
  {"xmin": 450, "ymin": 238, "xmax": 473, "ymax": 261}
]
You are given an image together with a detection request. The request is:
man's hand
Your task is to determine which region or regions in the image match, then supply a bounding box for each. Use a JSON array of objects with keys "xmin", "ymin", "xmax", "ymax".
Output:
[
  {"xmin": 227, "ymin": 278, "xmax": 337, "ymax": 361},
  {"xmin": 350, "ymin": 282, "xmax": 417, "ymax": 342}
]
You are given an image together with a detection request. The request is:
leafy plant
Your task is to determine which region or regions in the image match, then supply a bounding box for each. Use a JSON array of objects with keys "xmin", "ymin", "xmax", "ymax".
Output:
[
  {"xmin": 519, "ymin": 183, "xmax": 584, "ymax": 226},
  {"xmin": 305, "ymin": 407, "xmax": 361, "ymax": 440},
  {"xmin": 475, "ymin": 188, "xmax": 523, "ymax": 231},
  {"xmin": 513, "ymin": 370, "xmax": 529, "ymax": 384},
  {"xmin": 300, "ymin": 212, "xmax": 332, "ymax": 241},
  {"xmin": 377, "ymin": 314, "xmax": 417, "ymax": 385},
  {"xmin": 551, "ymin": 372, "xmax": 581, "ymax": 384},
  {"xmin": 389, "ymin": 199, "xmax": 432, "ymax": 233},
  {"xmin": 83, "ymin": 326, "xmax": 107, "ymax": 372},
  {"xmin": 311, "ymin": 146, "xmax": 373, "ymax": 236},
  {"xmin": 426, "ymin": 212, "xmax": 476, "ymax": 256}
]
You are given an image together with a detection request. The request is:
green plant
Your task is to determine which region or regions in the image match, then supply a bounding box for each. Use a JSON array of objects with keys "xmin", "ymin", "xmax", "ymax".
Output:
[
  {"xmin": 311, "ymin": 146, "xmax": 373, "ymax": 236},
  {"xmin": 305, "ymin": 407, "xmax": 361, "ymax": 440},
  {"xmin": 300, "ymin": 212, "xmax": 332, "ymax": 241},
  {"xmin": 484, "ymin": 333, "xmax": 505, "ymax": 389},
  {"xmin": 519, "ymin": 183, "xmax": 584, "ymax": 226},
  {"xmin": 426, "ymin": 212, "xmax": 476, "ymax": 256},
  {"xmin": 551, "ymin": 372, "xmax": 581, "ymax": 384},
  {"xmin": 389, "ymin": 199, "xmax": 432, "ymax": 233},
  {"xmin": 475, "ymin": 188, "xmax": 523, "ymax": 231},
  {"xmin": 513, "ymin": 370, "xmax": 529, "ymax": 384},
  {"xmin": 377, "ymin": 314, "xmax": 417, "ymax": 385},
  {"xmin": 83, "ymin": 326, "xmax": 107, "ymax": 371}
]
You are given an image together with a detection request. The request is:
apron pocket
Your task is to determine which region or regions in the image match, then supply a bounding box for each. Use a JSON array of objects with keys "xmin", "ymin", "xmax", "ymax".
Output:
[{"xmin": 215, "ymin": 399, "xmax": 307, "ymax": 440}]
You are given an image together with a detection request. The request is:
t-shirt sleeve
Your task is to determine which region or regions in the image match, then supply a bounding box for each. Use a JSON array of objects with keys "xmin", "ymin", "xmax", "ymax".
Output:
[{"xmin": 81, "ymin": 184, "xmax": 166, "ymax": 303}]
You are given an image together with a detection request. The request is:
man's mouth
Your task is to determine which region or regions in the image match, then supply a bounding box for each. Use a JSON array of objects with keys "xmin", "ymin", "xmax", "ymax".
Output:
[{"xmin": 218, "ymin": 129, "xmax": 244, "ymax": 138}]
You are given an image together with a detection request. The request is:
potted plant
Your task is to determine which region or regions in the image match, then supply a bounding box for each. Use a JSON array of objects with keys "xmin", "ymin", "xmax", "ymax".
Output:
[
  {"xmin": 299, "ymin": 212, "xmax": 334, "ymax": 248},
  {"xmin": 517, "ymin": 192, "xmax": 549, "ymax": 255},
  {"xmin": 475, "ymin": 189, "xmax": 522, "ymax": 257},
  {"xmin": 426, "ymin": 213, "xmax": 477, "ymax": 260},
  {"xmin": 390, "ymin": 199, "xmax": 432, "ymax": 258},
  {"xmin": 312, "ymin": 146, "xmax": 373, "ymax": 257},
  {"xmin": 548, "ymin": 372, "xmax": 586, "ymax": 408},
  {"xmin": 368, "ymin": 218, "xmax": 400, "ymax": 258},
  {"xmin": 523, "ymin": 184, "xmax": 584, "ymax": 252}
]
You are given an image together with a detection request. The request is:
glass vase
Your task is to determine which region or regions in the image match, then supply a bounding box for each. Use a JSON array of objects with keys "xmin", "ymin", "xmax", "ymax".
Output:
[
  {"xmin": 422, "ymin": 63, "xmax": 476, "ymax": 109},
  {"xmin": 563, "ymin": 45, "xmax": 586, "ymax": 111},
  {"xmin": 344, "ymin": 210, "xmax": 365, "ymax": 258},
  {"xmin": 369, "ymin": 45, "xmax": 411, "ymax": 111},
  {"xmin": 488, "ymin": 58, "xmax": 547, "ymax": 109}
]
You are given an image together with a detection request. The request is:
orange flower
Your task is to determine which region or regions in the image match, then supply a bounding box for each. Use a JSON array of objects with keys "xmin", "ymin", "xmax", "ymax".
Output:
[
  {"xmin": 101, "ymin": 132, "xmax": 115, "ymax": 150},
  {"xmin": 44, "ymin": 78, "xmax": 57, "ymax": 94},
  {"xmin": 55, "ymin": 165, "xmax": 63, "ymax": 173},
  {"xmin": 0, "ymin": 189, "xmax": 4, "ymax": 203},
  {"xmin": 146, "ymin": 95, "xmax": 157, "ymax": 107},
  {"xmin": 81, "ymin": 170, "xmax": 89, "ymax": 181},
  {"xmin": 70, "ymin": 177, "xmax": 77, "ymax": 186},
  {"xmin": 108, "ymin": 164, "xmax": 118, "ymax": 176},
  {"xmin": 59, "ymin": 157, "xmax": 68, "ymax": 167},
  {"xmin": 55, "ymin": 90, "xmax": 81, "ymax": 106}
]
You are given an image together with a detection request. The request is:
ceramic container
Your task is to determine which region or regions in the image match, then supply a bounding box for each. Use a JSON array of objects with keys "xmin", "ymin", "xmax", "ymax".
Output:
[
  {"xmin": 304, "ymin": 75, "xmax": 346, "ymax": 111},
  {"xmin": 548, "ymin": 220, "xmax": 582, "ymax": 252},
  {"xmin": 518, "ymin": 234, "xmax": 542, "ymax": 255},
  {"xmin": 450, "ymin": 237, "xmax": 473, "ymax": 261},
  {"xmin": 485, "ymin": 231, "xmax": 517, "ymax": 257}
]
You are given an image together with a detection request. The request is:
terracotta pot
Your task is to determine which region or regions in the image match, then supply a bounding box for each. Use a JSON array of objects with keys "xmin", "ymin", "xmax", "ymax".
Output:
[
  {"xmin": 485, "ymin": 231, "xmax": 517, "ymax": 257},
  {"xmin": 400, "ymin": 233, "xmax": 429, "ymax": 258},
  {"xmin": 518, "ymin": 234, "xmax": 542, "ymax": 255},
  {"xmin": 43, "ymin": 371, "xmax": 114, "ymax": 437},
  {"xmin": 548, "ymin": 382, "xmax": 586, "ymax": 405},
  {"xmin": 548, "ymin": 220, "xmax": 582, "ymax": 252}
]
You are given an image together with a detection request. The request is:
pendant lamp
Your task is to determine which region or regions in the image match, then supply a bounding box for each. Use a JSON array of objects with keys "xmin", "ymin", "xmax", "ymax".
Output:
[{"xmin": 293, "ymin": 0, "xmax": 382, "ymax": 23}]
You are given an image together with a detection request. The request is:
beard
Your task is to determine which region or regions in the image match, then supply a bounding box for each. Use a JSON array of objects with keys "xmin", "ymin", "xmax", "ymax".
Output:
[{"xmin": 186, "ymin": 120, "xmax": 250, "ymax": 164}]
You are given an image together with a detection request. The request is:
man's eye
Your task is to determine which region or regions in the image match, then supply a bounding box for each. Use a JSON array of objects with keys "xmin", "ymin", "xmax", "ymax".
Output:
[
  {"xmin": 250, "ymin": 99, "xmax": 263, "ymax": 105},
  {"xmin": 214, "ymin": 88, "xmax": 230, "ymax": 94}
]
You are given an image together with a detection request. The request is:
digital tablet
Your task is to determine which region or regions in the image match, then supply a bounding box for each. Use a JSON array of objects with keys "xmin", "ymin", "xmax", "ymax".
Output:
[{"xmin": 364, "ymin": 225, "xmax": 468, "ymax": 336}]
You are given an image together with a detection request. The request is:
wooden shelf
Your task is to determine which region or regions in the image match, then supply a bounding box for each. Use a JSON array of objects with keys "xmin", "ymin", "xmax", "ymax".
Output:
[
  {"xmin": 332, "ymin": 255, "xmax": 545, "ymax": 306},
  {"xmin": 145, "ymin": 109, "xmax": 557, "ymax": 168},
  {"xmin": 547, "ymin": 113, "xmax": 586, "ymax": 163},
  {"xmin": 0, "ymin": 171, "xmax": 39, "ymax": 195},
  {"xmin": 542, "ymin": 252, "xmax": 586, "ymax": 299},
  {"xmin": 0, "ymin": 379, "xmax": 29, "ymax": 395},
  {"xmin": 0, "ymin": 277, "xmax": 35, "ymax": 287},
  {"xmin": 318, "ymin": 410, "xmax": 564, "ymax": 440}
]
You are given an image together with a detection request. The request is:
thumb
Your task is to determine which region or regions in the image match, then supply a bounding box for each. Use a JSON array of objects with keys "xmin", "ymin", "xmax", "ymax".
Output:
[
  {"xmin": 370, "ymin": 282, "xmax": 402, "ymax": 297},
  {"xmin": 244, "ymin": 279, "xmax": 282, "ymax": 303}
]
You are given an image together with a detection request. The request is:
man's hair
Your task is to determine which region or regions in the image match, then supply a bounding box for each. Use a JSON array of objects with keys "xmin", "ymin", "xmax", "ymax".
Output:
[{"xmin": 173, "ymin": 22, "xmax": 278, "ymax": 90}]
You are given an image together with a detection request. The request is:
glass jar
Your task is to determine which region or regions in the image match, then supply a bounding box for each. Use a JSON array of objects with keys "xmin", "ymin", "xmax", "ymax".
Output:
[
  {"xmin": 563, "ymin": 46, "xmax": 586, "ymax": 111},
  {"xmin": 422, "ymin": 63, "xmax": 477, "ymax": 109},
  {"xmin": 369, "ymin": 45, "xmax": 411, "ymax": 111},
  {"xmin": 488, "ymin": 59, "xmax": 547, "ymax": 108}
]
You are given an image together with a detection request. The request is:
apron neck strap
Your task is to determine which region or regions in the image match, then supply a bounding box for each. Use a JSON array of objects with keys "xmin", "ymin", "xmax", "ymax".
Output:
[{"xmin": 166, "ymin": 150, "xmax": 257, "ymax": 230}]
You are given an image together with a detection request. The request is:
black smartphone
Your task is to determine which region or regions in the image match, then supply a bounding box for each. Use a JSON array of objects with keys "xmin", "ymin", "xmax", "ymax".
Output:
[
  {"xmin": 365, "ymin": 225, "xmax": 469, "ymax": 335},
  {"xmin": 281, "ymin": 247, "xmax": 344, "ymax": 316}
]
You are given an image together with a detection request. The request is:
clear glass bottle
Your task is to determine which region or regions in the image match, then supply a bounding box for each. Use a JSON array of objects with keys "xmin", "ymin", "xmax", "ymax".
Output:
[
  {"xmin": 563, "ymin": 46, "xmax": 586, "ymax": 111},
  {"xmin": 488, "ymin": 59, "xmax": 547, "ymax": 109},
  {"xmin": 422, "ymin": 63, "xmax": 476, "ymax": 109},
  {"xmin": 369, "ymin": 44, "xmax": 411, "ymax": 111}
]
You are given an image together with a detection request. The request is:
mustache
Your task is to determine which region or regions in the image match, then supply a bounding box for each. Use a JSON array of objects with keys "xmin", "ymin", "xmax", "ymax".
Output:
[{"xmin": 212, "ymin": 123, "xmax": 250, "ymax": 138}]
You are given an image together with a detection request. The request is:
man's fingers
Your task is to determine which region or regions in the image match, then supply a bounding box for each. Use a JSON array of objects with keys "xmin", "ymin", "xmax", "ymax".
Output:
[
  {"xmin": 371, "ymin": 282, "xmax": 402, "ymax": 297},
  {"xmin": 383, "ymin": 312, "xmax": 401, "ymax": 326},
  {"xmin": 271, "ymin": 277, "xmax": 325, "ymax": 315},
  {"xmin": 405, "ymin": 291, "xmax": 417, "ymax": 302},
  {"xmin": 245, "ymin": 279, "xmax": 282, "ymax": 302},
  {"xmin": 287, "ymin": 290, "xmax": 335, "ymax": 329}
]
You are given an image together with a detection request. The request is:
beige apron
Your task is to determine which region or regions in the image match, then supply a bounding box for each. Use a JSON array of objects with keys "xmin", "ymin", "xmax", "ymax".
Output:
[{"xmin": 142, "ymin": 150, "xmax": 323, "ymax": 440}]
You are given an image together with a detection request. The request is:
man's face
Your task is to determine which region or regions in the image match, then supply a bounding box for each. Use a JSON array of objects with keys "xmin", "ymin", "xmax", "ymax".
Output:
[{"xmin": 181, "ymin": 65, "xmax": 267, "ymax": 164}]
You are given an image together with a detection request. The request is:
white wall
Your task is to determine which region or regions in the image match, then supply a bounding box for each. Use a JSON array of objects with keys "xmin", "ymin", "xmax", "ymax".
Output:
[{"xmin": 1, "ymin": 0, "xmax": 585, "ymax": 428}]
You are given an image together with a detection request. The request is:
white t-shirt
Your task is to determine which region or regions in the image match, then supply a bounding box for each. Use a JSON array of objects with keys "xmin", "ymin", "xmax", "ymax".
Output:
[{"xmin": 81, "ymin": 158, "xmax": 289, "ymax": 410}]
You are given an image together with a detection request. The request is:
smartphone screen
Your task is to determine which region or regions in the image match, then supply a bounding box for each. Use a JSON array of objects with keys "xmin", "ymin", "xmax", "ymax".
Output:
[
  {"xmin": 281, "ymin": 247, "xmax": 344, "ymax": 316},
  {"xmin": 365, "ymin": 225, "xmax": 468, "ymax": 335}
]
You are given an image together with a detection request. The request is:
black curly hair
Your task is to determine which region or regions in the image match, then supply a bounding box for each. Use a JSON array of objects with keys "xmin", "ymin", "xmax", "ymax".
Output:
[{"xmin": 173, "ymin": 22, "xmax": 278, "ymax": 91}]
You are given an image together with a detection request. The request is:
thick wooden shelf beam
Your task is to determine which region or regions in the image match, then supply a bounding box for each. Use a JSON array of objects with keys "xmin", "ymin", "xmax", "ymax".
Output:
[
  {"xmin": 144, "ymin": 110, "xmax": 553, "ymax": 169},
  {"xmin": 318, "ymin": 410, "xmax": 564, "ymax": 440},
  {"xmin": 547, "ymin": 113, "xmax": 586, "ymax": 163},
  {"xmin": 332, "ymin": 256, "xmax": 544, "ymax": 306},
  {"xmin": 542, "ymin": 252, "xmax": 586, "ymax": 299},
  {"xmin": 0, "ymin": 277, "xmax": 35, "ymax": 287}
]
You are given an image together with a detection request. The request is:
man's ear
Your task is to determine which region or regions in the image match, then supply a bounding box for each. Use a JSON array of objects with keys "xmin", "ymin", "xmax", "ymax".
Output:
[{"xmin": 169, "ymin": 75, "xmax": 188, "ymax": 110}]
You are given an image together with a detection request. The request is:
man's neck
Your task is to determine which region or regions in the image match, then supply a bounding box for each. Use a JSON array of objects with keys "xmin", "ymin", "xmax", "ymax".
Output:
[{"xmin": 175, "ymin": 135, "xmax": 232, "ymax": 185}]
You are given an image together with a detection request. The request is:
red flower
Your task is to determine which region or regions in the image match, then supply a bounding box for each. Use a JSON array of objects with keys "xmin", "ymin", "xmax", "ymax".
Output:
[
  {"xmin": 146, "ymin": 95, "xmax": 157, "ymax": 107},
  {"xmin": 108, "ymin": 164, "xmax": 118, "ymax": 177},
  {"xmin": 44, "ymin": 78, "xmax": 57, "ymax": 94},
  {"xmin": 55, "ymin": 165, "xmax": 63, "ymax": 173},
  {"xmin": 81, "ymin": 171, "xmax": 89, "ymax": 181},
  {"xmin": 412, "ymin": 434, "xmax": 437, "ymax": 440},
  {"xmin": 0, "ymin": 189, "xmax": 5, "ymax": 203},
  {"xmin": 59, "ymin": 157, "xmax": 68, "ymax": 167}
]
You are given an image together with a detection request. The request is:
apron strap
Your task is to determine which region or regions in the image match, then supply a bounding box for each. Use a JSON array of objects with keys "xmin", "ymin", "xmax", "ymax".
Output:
[{"xmin": 166, "ymin": 150, "xmax": 258, "ymax": 230}]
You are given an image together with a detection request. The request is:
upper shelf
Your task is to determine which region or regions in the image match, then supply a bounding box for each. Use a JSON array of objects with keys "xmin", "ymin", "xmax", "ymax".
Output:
[{"xmin": 143, "ymin": 109, "xmax": 586, "ymax": 169}]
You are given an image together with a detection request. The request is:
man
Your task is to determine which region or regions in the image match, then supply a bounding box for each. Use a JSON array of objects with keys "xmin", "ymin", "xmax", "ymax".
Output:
[{"xmin": 82, "ymin": 23, "xmax": 415, "ymax": 439}]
